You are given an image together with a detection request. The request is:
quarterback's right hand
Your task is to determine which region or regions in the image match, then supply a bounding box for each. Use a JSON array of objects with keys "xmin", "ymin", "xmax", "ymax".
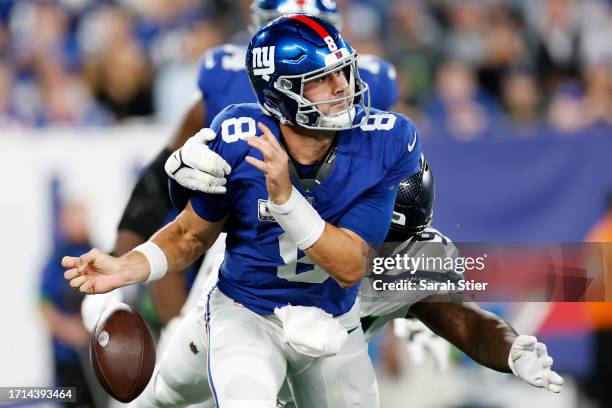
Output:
[
  {"xmin": 62, "ymin": 249, "xmax": 128, "ymax": 295},
  {"xmin": 165, "ymin": 128, "xmax": 231, "ymax": 194}
]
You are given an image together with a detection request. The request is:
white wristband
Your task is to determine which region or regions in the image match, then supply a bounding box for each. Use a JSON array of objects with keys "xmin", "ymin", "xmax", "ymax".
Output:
[
  {"xmin": 133, "ymin": 242, "xmax": 168, "ymax": 283},
  {"xmin": 267, "ymin": 186, "xmax": 325, "ymax": 251}
]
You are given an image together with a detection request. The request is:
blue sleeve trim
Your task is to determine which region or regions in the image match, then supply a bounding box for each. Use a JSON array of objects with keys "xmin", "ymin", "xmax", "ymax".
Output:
[{"xmin": 190, "ymin": 193, "xmax": 229, "ymax": 223}]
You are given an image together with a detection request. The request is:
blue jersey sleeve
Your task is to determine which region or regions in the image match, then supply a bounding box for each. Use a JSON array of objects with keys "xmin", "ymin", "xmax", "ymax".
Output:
[
  {"xmin": 381, "ymin": 113, "xmax": 422, "ymax": 189},
  {"xmin": 358, "ymin": 55, "xmax": 399, "ymax": 111},
  {"xmin": 197, "ymin": 45, "xmax": 244, "ymax": 99},
  {"xmin": 336, "ymin": 185, "xmax": 397, "ymax": 245},
  {"xmin": 189, "ymin": 104, "xmax": 257, "ymax": 222},
  {"xmin": 338, "ymin": 113, "xmax": 422, "ymax": 244}
]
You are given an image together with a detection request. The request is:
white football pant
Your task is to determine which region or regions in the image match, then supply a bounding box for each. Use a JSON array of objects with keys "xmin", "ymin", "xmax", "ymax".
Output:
[{"xmin": 206, "ymin": 287, "xmax": 379, "ymax": 408}]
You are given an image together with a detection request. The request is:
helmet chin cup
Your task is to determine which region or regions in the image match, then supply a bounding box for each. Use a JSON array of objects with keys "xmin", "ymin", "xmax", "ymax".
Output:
[{"xmin": 318, "ymin": 105, "xmax": 356, "ymax": 129}]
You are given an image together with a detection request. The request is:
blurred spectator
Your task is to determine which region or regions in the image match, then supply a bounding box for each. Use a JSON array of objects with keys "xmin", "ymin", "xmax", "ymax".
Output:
[
  {"xmin": 9, "ymin": 1, "xmax": 80, "ymax": 75},
  {"xmin": 153, "ymin": 19, "xmax": 224, "ymax": 124},
  {"xmin": 80, "ymin": 5, "xmax": 153, "ymax": 120},
  {"xmin": 0, "ymin": 0, "xmax": 609, "ymax": 136},
  {"xmin": 0, "ymin": 61, "xmax": 20, "ymax": 126},
  {"xmin": 35, "ymin": 58, "xmax": 112, "ymax": 126},
  {"xmin": 387, "ymin": 0, "xmax": 441, "ymax": 104},
  {"xmin": 478, "ymin": 3, "xmax": 529, "ymax": 99},
  {"xmin": 342, "ymin": 2, "xmax": 385, "ymax": 56},
  {"xmin": 547, "ymin": 81, "xmax": 592, "ymax": 135},
  {"xmin": 39, "ymin": 199, "xmax": 96, "ymax": 407},
  {"xmin": 424, "ymin": 60, "xmax": 500, "ymax": 141},
  {"xmin": 500, "ymin": 69, "xmax": 545, "ymax": 137},
  {"xmin": 441, "ymin": 0, "xmax": 487, "ymax": 67},
  {"xmin": 582, "ymin": 63, "xmax": 612, "ymax": 130},
  {"xmin": 523, "ymin": 0, "xmax": 583, "ymax": 93}
]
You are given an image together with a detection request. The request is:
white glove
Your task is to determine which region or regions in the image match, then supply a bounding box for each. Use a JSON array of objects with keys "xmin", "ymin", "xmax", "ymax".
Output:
[
  {"xmin": 508, "ymin": 335, "xmax": 564, "ymax": 393},
  {"xmin": 164, "ymin": 128, "xmax": 231, "ymax": 194}
]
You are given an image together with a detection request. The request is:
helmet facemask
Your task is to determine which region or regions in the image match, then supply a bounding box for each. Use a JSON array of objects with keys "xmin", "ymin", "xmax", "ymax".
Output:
[{"xmin": 270, "ymin": 53, "xmax": 371, "ymax": 130}]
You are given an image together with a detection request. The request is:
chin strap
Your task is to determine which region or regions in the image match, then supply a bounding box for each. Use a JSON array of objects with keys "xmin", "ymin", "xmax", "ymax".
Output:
[{"xmin": 281, "ymin": 136, "xmax": 338, "ymax": 193}]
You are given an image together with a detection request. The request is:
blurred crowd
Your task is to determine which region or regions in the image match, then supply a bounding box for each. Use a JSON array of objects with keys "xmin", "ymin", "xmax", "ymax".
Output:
[{"xmin": 1, "ymin": 0, "xmax": 611, "ymax": 140}]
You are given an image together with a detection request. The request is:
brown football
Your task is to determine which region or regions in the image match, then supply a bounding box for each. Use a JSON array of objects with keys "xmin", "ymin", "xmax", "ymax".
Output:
[{"xmin": 90, "ymin": 302, "xmax": 156, "ymax": 402}]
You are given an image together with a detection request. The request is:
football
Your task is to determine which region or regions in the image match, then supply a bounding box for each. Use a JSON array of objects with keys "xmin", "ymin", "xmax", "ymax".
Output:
[{"xmin": 90, "ymin": 302, "xmax": 156, "ymax": 402}]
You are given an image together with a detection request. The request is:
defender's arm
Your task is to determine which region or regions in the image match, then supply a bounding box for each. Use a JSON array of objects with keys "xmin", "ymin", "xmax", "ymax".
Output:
[{"xmin": 409, "ymin": 299, "xmax": 516, "ymax": 372}]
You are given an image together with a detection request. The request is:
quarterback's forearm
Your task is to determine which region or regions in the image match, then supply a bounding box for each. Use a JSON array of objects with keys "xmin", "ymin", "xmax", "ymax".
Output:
[
  {"xmin": 410, "ymin": 300, "xmax": 517, "ymax": 372},
  {"xmin": 119, "ymin": 202, "xmax": 224, "ymax": 283},
  {"xmin": 305, "ymin": 225, "xmax": 369, "ymax": 288}
]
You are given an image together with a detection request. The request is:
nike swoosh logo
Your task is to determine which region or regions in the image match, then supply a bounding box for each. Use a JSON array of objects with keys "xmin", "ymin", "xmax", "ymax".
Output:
[{"xmin": 408, "ymin": 131, "xmax": 417, "ymax": 152}]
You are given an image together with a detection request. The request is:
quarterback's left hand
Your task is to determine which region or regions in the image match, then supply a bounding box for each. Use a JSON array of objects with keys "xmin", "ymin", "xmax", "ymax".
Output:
[
  {"xmin": 245, "ymin": 122, "xmax": 292, "ymax": 205},
  {"xmin": 508, "ymin": 335, "xmax": 564, "ymax": 393}
]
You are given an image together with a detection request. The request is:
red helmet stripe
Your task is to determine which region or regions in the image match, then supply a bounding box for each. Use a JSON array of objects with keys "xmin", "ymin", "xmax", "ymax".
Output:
[{"xmin": 286, "ymin": 14, "xmax": 331, "ymax": 40}]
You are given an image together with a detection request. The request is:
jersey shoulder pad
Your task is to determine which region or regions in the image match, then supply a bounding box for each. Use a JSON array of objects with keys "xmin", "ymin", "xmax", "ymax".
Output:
[
  {"xmin": 359, "ymin": 109, "xmax": 420, "ymax": 157},
  {"xmin": 358, "ymin": 54, "xmax": 398, "ymax": 111},
  {"xmin": 207, "ymin": 104, "xmax": 270, "ymax": 166},
  {"xmin": 359, "ymin": 54, "xmax": 397, "ymax": 80},
  {"xmin": 198, "ymin": 44, "xmax": 247, "ymax": 93}
]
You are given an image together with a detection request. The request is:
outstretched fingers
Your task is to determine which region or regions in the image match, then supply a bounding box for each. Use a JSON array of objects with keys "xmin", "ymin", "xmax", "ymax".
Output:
[
  {"xmin": 64, "ymin": 268, "xmax": 80, "ymax": 280},
  {"xmin": 61, "ymin": 256, "xmax": 79, "ymax": 268},
  {"xmin": 69, "ymin": 274, "xmax": 87, "ymax": 288},
  {"xmin": 77, "ymin": 249, "xmax": 99, "ymax": 272},
  {"xmin": 245, "ymin": 155, "xmax": 267, "ymax": 172},
  {"xmin": 258, "ymin": 122, "xmax": 285, "ymax": 155}
]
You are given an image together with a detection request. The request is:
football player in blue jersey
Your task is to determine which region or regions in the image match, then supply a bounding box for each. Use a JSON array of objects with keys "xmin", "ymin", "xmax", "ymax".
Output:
[
  {"xmin": 65, "ymin": 15, "xmax": 418, "ymax": 408},
  {"xmin": 120, "ymin": 158, "xmax": 563, "ymax": 408},
  {"xmin": 110, "ymin": 0, "xmax": 399, "ymax": 322},
  {"xmin": 151, "ymin": 155, "xmax": 564, "ymax": 408}
]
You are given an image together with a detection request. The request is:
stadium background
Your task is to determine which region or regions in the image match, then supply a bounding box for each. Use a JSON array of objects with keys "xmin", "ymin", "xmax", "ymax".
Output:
[{"xmin": 0, "ymin": 0, "xmax": 611, "ymax": 407}]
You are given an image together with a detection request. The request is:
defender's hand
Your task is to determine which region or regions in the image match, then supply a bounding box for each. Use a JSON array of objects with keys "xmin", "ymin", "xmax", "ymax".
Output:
[
  {"xmin": 62, "ymin": 249, "xmax": 127, "ymax": 295},
  {"xmin": 508, "ymin": 335, "xmax": 564, "ymax": 393},
  {"xmin": 165, "ymin": 128, "xmax": 231, "ymax": 194},
  {"xmin": 244, "ymin": 122, "xmax": 292, "ymax": 205}
]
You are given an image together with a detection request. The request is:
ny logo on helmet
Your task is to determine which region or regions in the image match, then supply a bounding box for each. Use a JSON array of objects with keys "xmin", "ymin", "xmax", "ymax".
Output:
[{"xmin": 252, "ymin": 46, "xmax": 275, "ymax": 80}]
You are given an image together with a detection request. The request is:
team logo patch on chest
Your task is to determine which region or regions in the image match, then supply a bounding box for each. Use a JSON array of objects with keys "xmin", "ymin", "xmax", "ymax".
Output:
[
  {"xmin": 258, "ymin": 197, "xmax": 315, "ymax": 222},
  {"xmin": 258, "ymin": 199, "xmax": 275, "ymax": 222}
]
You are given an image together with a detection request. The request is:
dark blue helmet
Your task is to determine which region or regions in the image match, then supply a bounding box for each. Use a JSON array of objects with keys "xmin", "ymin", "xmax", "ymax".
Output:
[
  {"xmin": 386, "ymin": 155, "xmax": 435, "ymax": 242},
  {"xmin": 246, "ymin": 14, "xmax": 370, "ymax": 130},
  {"xmin": 250, "ymin": 0, "xmax": 342, "ymax": 30}
]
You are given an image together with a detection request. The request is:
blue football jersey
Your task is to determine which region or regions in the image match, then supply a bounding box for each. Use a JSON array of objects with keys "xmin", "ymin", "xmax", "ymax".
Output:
[
  {"xmin": 190, "ymin": 103, "xmax": 422, "ymax": 316},
  {"xmin": 198, "ymin": 45, "xmax": 253, "ymax": 126},
  {"xmin": 357, "ymin": 54, "xmax": 398, "ymax": 112},
  {"xmin": 197, "ymin": 45, "xmax": 398, "ymax": 124}
]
